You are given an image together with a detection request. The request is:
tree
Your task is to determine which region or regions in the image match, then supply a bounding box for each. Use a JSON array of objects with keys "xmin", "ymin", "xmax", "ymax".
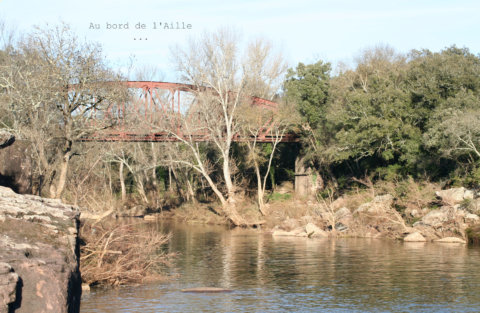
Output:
[
  {"xmin": 284, "ymin": 61, "xmax": 331, "ymax": 157},
  {"xmin": 283, "ymin": 61, "xmax": 332, "ymax": 186},
  {"xmin": 409, "ymin": 46, "xmax": 480, "ymax": 179},
  {"xmin": 168, "ymin": 28, "xmax": 286, "ymax": 225},
  {"xmin": 0, "ymin": 23, "xmax": 126, "ymax": 198},
  {"xmin": 238, "ymin": 101, "xmax": 297, "ymax": 215},
  {"xmin": 407, "ymin": 45, "xmax": 480, "ymax": 129},
  {"xmin": 326, "ymin": 46, "xmax": 422, "ymax": 178}
]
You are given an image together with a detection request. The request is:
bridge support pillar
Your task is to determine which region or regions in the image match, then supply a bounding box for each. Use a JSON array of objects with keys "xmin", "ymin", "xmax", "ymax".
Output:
[
  {"xmin": 294, "ymin": 154, "xmax": 322, "ymax": 198},
  {"xmin": 295, "ymin": 155, "xmax": 311, "ymax": 197}
]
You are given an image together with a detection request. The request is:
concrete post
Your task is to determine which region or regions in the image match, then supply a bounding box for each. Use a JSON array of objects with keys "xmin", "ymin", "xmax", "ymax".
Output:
[{"xmin": 294, "ymin": 154, "xmax": 311, "ymax": 197}]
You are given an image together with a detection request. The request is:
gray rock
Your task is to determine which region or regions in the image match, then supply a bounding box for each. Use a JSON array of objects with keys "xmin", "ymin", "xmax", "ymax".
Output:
[
  {"xmin": 435, "ymin": 237, "xmax": 466, "ymax": 244},
  {"xmin": 272, "ymin": 229, "xmax": 295, "ymax": 237},
  {"xmin": 334, "ymin": 207, "xmax": 351, "ymax": 220},
  {"xmin": 403, "ymin": 232, "xmax": 426, "ymax": 242},
  {"xmin": 0, "ymin": 187, "xmax": 81, "ymax": 313},
  {"xmin": 0, "ymin": 262, "xmax": 19, "ymax": 312},
  {"xmin": 436, "ymin": 187, "xmax": 473, "ymax": 205},
  {"xmin": 354, "ymin": 194, "xmax": 394, "ymax": 214},
  {"xmin": 415, "ymin": 207, "xmax": 462, "ymax": 228},
  {"xmin": 410, "ymin": 209, "xmax": 420, "ymax": 217},
  {"xmin": 465, "ymin": 213, "xmax": 480, "ymax": 222},
  {"xmin": 272, "ymin": 224, "xmax": 325, "ymax": 238},
  {"xmin": 334, "ymin": 223, "xmax": 348, "ymax": 232},
  {"xmin": 289, "ymin": 226, "xmax": 307, "ymax": 237},
  {"xmin": 305, "ymin": 223, "xmax": 327, "ymax": 238}
]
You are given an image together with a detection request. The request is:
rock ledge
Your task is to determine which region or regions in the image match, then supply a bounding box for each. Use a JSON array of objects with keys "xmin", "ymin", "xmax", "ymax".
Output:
[{"xmin": 0, "ymin": 186, "xmax": 81, "ymax": 313}]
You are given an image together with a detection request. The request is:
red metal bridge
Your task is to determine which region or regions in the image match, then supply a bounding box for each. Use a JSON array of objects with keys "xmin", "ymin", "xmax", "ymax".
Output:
[{"xmin": 82, "ymin": 81, "xmax": 298, "ymax": 143}]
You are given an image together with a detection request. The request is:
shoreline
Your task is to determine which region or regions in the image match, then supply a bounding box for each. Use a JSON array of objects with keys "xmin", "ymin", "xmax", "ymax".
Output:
[{"xmin": 118, "ymin": 186, "xmax": 480, "ymax": 245}]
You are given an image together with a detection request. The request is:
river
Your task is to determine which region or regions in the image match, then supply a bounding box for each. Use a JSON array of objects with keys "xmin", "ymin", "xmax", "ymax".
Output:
[{"xmin": 80, "ymin": 221, "xmax": 480, "ymax": 312}]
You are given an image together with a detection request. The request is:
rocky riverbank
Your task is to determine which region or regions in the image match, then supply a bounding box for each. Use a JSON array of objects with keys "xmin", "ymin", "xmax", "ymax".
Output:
[
  {"xmin": 0, "ymin": 186, "xmax": 81, "ymax": 313},
  {"xmin": 270, "ymin": 187, "xmax": 480, "ymax": 244}
]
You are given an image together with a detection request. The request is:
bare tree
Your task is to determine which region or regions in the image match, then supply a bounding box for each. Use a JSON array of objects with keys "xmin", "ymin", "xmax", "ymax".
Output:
[
  {"xmin": 0, "ymin": 18, "xmax": 15, "ymax": 50},
  {"xmin": 168, "ymin": 28, "xmax": 286, "ymax": 225},
  {"xmin": 238, "ymin": 102, "xmax": 297, "ymax": 215},
  {"xmin": 1, "ymin": 23, "xmax": 127, "ymax": 198}
]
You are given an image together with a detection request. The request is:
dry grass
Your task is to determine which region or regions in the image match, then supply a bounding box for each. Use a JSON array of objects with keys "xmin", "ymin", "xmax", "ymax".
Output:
[
  {"xmin": 375, "ymin": 178, "xmax": 439, "ymax": 211},
  {"xmin": 80, "ymin": 220, "xmax": 174, "ymax": 286},
  {"xmin": 263, "ymin": 198, "xmax": 319, "ymax": 228},
  {"xmin": 173, "ymin": 203, "xmax": 228, "ymax": 224}
]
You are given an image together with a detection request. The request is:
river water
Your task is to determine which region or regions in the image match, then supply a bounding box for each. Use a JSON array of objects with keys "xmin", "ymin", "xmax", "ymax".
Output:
[{"xmin": 81, "ymin": 221, "xmax": 480, "ymax": 312}]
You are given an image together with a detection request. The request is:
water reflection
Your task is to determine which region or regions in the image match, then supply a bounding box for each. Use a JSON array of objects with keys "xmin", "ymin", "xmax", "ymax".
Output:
[{"xmin": 81, "ymin": 221, "xmax": 480, "ymax": 312}]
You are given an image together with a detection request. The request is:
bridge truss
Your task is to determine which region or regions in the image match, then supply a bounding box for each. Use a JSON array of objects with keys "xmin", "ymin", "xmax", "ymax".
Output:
[{"xmin": 81, "ymin": 81, "xmax": 298, "ymax": 143}]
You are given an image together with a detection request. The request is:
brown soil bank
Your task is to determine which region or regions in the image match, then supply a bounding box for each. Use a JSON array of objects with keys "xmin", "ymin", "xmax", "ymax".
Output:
[{"xmin": 0, "ymin": 186, "xmax": 81, "ymax": 313}]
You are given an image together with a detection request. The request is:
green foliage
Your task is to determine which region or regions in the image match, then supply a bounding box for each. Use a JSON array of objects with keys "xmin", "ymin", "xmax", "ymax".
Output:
[
  {"xmin": 267, "ymin": 192, "xmax": 292, "ymax": 202},
  {"xmin": 284, "ymin": 61, "xmax": 332, "ymax": 163},
  {"xmin": 466, "ymin": 225, "xmax": 480, "ymax": 245},
  {"xmin": 328, "ymin": 46, "xmax": 422, "ymax": 170},
  {"xmin": 286, "ymin": 45, "xmax": 480, "ymax": 188},
  {"xmin": 284, "ymin": 61, "xmax": 331, "ymax": 129}
]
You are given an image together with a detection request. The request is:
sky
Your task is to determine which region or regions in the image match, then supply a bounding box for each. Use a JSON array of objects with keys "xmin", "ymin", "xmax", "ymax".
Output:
[{"xmin": 1, "ymin": 0, "xmax": 479, "ymax": 81}]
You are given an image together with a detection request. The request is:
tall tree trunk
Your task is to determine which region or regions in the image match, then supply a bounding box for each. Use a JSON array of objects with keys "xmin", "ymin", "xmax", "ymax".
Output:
[
  {"xmin": 151, "ymin": 143, "xmax": 158, "ymax": 191},
  {"xmin": 185, "ymin": 173, "xmax": 196, "ymax": 203},
  {"xmin": 119, "ymin": 161, "xmax": 126, "ymax": 202},
  {"xmin": 222, "ymin": 153, "xmax": 236, "ymax": 204},
  {"xmin": 135, "ymin": 174, "xmax": 149, "ymax": 204},
  {"xmin": 254, "ymin": 159, "xmax": 266, "ymax": 216},
  {"xmin": 168, "ymin": 167, "xmax": 173, "ymax": 191},
  {"xmin": 53, "ymin": 150, "xmax": 72, "ymax": 199}
]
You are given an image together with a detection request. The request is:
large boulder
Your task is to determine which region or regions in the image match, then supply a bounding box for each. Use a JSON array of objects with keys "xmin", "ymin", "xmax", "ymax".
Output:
[
  {"xmin": 0, "ymin": 186, "xmax": 81, "ymax": 313},
  {"xmin": 0, "ymin": 263, "xmax": 19, "ymax": 310},
  {"xmin": 414, "ymin": 206, "xmax": 464, "ymax": 228},
  {"xmin": 334, "ymin": 207, "xmax": 353, "ymax": 228},
  {"xmin": 352, "ymin": 194, "xmax": 408, "ymax": 238},
  {"xmin": 413, "ymin": 205, "xmax": 474, "ymax": 240},
  {"xmin": 435, "ymin": 187, "xmax": 474, "ymax": 205},
  {"xmin": 403, "ymin": 232, "xmax": 427, "ymax": 242},
  {"xmin": 465, "ymin": 213, "xmax": 480, "ymax": 223},
  {"xmin": 354, "ymin": 194, "xmax": 394, "ymax": 214}
]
